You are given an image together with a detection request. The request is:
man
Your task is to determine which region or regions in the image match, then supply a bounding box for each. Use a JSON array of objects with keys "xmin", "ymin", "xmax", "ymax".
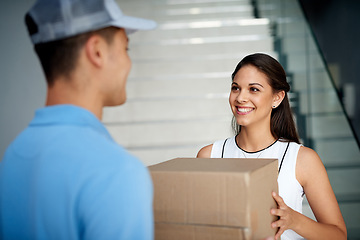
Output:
[{"xmin": 0, "ymin": 0, "xmax": 156, "ymax": 239}]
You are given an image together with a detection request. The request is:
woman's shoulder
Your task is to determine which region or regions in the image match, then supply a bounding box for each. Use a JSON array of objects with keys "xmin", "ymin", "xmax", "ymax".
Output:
[
  {"xmin": 294, "ymin": 144, "xmax": 323, "ymax": 171},
  {"xmin": 297, "ymin": 145, "xmax": 321, "ymax": 163},
  {"xmin": 197, "ymin": 144, "xmax": 213, "ymax": 158},
  {"xmin": 197, "ymin": 136, "xmax": 236, "ymax": 158},
  {"xmin": 296, "ymin": 145, "xmax": 324, "ymax": 186}
]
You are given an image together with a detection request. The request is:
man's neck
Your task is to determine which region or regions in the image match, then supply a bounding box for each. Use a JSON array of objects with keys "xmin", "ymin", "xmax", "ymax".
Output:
[{"xmin": 46, "ymin": 79, "xmax": 103, "ymax": 120}]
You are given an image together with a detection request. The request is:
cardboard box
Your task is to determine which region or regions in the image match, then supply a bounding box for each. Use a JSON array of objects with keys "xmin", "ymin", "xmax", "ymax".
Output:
[{"xmin": 149, "ymin": 158, "xmax": 278, "ymax": 240}]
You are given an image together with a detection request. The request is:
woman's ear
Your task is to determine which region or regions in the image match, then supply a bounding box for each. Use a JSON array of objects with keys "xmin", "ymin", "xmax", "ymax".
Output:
[{"xmin": 272, "ymin": 90, "xmax": 285, "ymax": 108}]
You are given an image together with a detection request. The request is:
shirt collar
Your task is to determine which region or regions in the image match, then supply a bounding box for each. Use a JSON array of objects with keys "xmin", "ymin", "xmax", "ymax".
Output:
[{"xmin": 29, "ymin": 104, "xmax": 113, "ymax": 141}]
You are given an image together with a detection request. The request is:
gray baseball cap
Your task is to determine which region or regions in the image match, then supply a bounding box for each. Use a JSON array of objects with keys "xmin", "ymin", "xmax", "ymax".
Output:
[{"xmin": 25, "ymin": 0, "xmax": 157, "ymax": 44}]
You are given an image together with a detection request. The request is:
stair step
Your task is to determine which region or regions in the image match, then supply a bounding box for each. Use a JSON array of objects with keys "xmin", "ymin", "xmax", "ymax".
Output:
[
  {"xmin": 284, "ymin": 52, "xmax": 325, "ymax": 73},
  {"xmin": 123, "ymin": 5, "xmax": 254, "ymax": 21},
  {"xmin": 292, "ymin": 71, "xmax": 333, "ymax": 91},
  {"xmin": 314, "ymin": 138, "xmax": 360, "ymax": 166},
  {"xmin": 338, "ymin": 202, "xmax": 360, "ymax": 238},
  {"xmin": 125, "ymin": 0, "xmax": 250, "ymax": 4},
  {"xmin": 306, "ymin": 114, "xmax": 353, "ymax": 139},
  {"xmin": 257, "ymin": 1, "xmax": 303, "ymax": 19},
  {"xmin": 122, "ymin": 1, "xmax": 252, "ymax": 11},
  {"xmin": 130, "ymin": 50, "xmax": 277, "ymax": 63},
  {"xmin": 335, "ymin": 193, "xmax": 360, "ymax": 203},
  {"xmin": 103, "ymin": 97, "xmax": 231, "ymax": 123},
  {"xmin": 130, "ymin": 58, "xmax": 237, "ymax": 77},
  {"xmin": 165, "ymin": 0, "xmax": 250, "ymax": 4},
  {"xmin": 271, "ymin": 18, "xmax": 308, "ymax": 36},
  {"xmin": 126, "ymin": 77, "xmax": 230, "ymax": 98},
  {"xmin": 327, "ymin": 168, "xmax": 360, "ymax": 196},
  {"xmin": 107, "ymin": 119, "xmax": 232, "ymax": 149},
  {"xmin": 128, "ymin": 37, "xmax": 274, "ymax": 58},
  {"xmin": 122, "ymin": 0, "xmax": 251, "ymax": 7},
  {"xmin": 302, "ymin": 201, "xmax": 360, "ymax": 236},
  {"xmin": 129, "ymin": 18, "xmax": 271, "ymax": 41},
  {"xmin": 297, "ymin": 89, "xmax": 343, "ymax": 114},
  {"xmin": 279, "ymin": 34, "xmax": 318, "ymax": 54}
]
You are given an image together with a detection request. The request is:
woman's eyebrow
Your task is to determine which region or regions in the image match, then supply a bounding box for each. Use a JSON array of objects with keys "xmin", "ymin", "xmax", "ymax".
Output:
[{"xmin": 249, "ymin": 83, "xmax": 264, "ymax": 88}]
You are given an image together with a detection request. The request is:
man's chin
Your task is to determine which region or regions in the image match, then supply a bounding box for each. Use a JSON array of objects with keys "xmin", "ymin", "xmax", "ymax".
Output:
[{"xmin": 104, "ymin": 97, "xmax": 127, "ymax": 107}]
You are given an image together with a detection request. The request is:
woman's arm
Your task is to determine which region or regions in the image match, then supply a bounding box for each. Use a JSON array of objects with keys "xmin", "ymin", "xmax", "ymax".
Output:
[
  {"xmin": 271, "ymin": 146, "xmax": 347, "ymax": 240},
  {"xmin": 196, "ymin": 144, "xmax": 213, "ymax": 158}
]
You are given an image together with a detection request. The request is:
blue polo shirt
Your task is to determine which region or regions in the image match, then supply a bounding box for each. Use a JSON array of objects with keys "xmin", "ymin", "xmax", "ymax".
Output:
[{"xmin": 0, "ymin": 105, "xmax": 153, "ymax": 240}]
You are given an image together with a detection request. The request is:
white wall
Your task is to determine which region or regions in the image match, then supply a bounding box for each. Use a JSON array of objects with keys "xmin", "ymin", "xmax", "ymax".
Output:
[{"xmin": 0, "ymin": 0, "xmax": 46, "ymax": 158}]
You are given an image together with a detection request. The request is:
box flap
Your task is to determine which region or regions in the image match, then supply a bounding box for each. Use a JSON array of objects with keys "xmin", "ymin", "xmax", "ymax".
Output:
[{"xmin": 149, "ymin": 158, "xmax": 277, "ymax": 173}]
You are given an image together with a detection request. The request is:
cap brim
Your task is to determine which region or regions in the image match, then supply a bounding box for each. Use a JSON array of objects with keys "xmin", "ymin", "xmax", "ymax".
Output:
[{"xmin": 110, "ymin": 15, "xmax": 157, "ymax": 34}]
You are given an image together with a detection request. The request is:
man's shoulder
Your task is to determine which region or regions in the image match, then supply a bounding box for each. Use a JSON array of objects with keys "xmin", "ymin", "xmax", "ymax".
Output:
[{"xmin": 68, "ymin": 135, "xmax": 142, "ymax": 169}]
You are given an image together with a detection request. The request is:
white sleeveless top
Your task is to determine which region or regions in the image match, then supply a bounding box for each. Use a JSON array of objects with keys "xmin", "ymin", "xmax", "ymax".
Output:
[{"xmin": 211, "ymin": 136, "xmax": 305, "ymax": 240}]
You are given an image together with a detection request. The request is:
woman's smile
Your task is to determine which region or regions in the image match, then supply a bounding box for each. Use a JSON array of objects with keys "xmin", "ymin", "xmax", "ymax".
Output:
[{"xmin": 236, "ymin": 107, "xmax": 254, "ymax": 115}]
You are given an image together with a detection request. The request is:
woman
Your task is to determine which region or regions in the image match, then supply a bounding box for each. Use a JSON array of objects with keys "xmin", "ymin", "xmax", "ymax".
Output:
[{"xmin": 197, "ymin": 53, "xmax": 346, "ymax": 240}]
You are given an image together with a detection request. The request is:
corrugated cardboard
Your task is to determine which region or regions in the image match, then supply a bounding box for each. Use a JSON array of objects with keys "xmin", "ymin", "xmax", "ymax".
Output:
[
  {"xmin": 155, "ymin": 223, "xmax": 248, "ymax": 240},
  {"xmin": 149, "ymin": 158, "xmax": 278, "ymax": 240}
]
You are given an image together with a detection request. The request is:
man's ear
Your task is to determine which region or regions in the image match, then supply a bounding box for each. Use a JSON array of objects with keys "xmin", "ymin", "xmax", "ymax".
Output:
[
  {"xmin": 273, "ymin": 90, "xmax": 285, "ymax": 108},
  {"xmin": 84, "ymin": 34, "xmax": 107, "ymax": 68}
]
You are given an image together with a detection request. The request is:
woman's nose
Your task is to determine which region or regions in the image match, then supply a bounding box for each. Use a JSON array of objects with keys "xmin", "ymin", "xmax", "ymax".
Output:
[{"xmin": 236, "ymin": 90, "xmax": 248, "ymax": 103}]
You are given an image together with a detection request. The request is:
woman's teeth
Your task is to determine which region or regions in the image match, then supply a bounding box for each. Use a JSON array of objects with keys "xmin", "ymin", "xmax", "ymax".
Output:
[{"xmin": 237, "ymin": 107, "xmax": 253, "ymax": 113}]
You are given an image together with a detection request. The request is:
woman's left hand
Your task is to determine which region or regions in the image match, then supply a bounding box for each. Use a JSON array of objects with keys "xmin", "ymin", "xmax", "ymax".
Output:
[{"xmin": 270, "ymin": 191, "xmax": 298, "ymax": 240}]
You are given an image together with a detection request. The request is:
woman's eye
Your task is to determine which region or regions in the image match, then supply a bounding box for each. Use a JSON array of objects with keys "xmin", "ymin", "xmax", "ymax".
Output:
[
  {"xmin": 250, "ymin": 87, "xmax": 259, "ymax": 92},
  {"xmin": 231, "ymin": 86, "xmax": 239, "ymax": 91}
]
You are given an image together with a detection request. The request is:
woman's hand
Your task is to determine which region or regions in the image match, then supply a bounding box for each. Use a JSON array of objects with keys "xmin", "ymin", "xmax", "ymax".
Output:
[{"xmin": 270, "ymin": 191, "xmax": 299, "ymax": 240}]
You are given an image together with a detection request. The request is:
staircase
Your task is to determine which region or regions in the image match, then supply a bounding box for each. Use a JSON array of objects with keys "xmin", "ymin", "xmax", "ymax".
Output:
[{"xmin": 103, "ymin": 0, "xmax": 275, "ymax": 166}]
